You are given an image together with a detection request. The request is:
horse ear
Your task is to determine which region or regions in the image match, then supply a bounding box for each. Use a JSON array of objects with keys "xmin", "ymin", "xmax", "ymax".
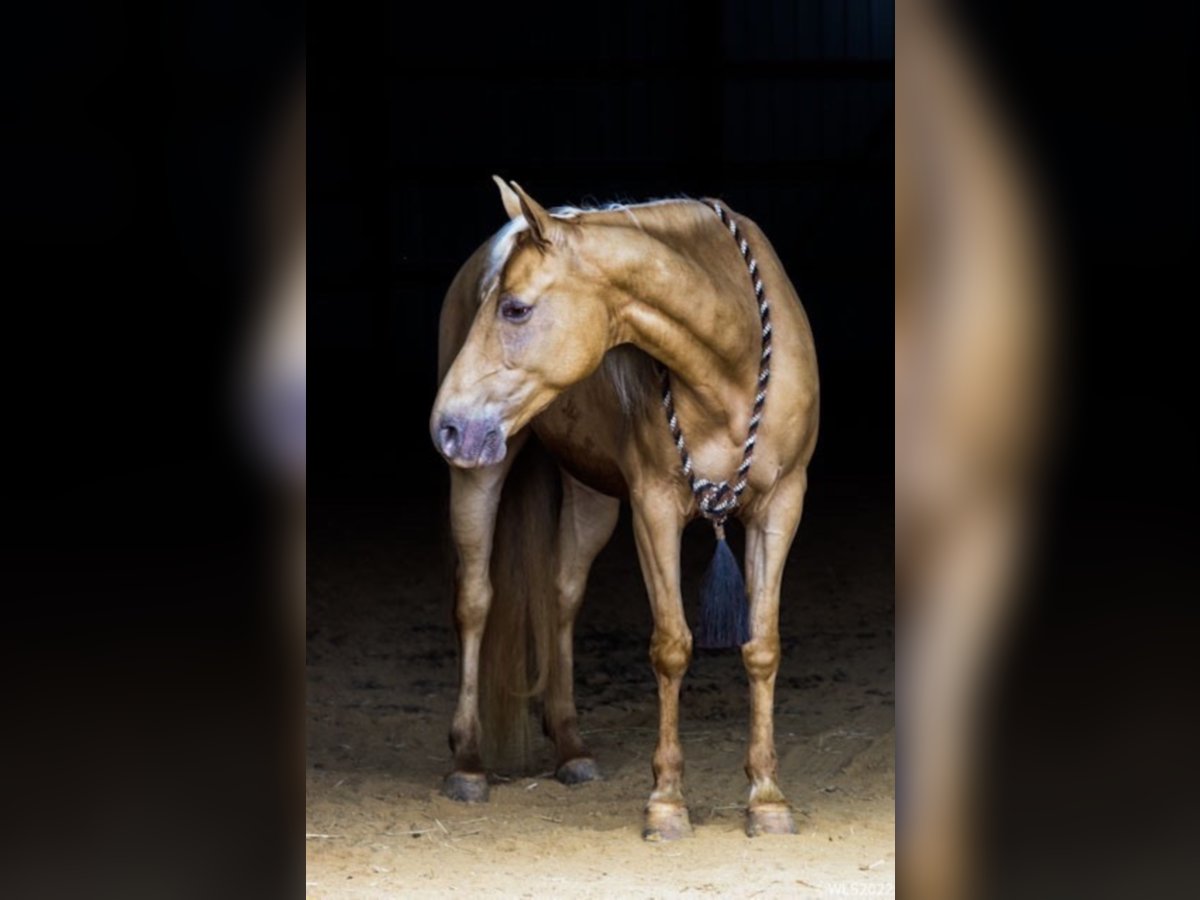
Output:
[
  {"xmin": 508, "ymin": 181, "xmax": 555, "ymax": 247},
  {"xmin": 492, "ymin": 175, "xmax": 523, "ymax": 220}
]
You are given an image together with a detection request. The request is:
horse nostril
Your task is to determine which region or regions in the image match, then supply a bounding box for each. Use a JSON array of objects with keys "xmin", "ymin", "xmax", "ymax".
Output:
[{"xmin": 437, "ymin": 419, "xmax": 461, "ymax": 457}]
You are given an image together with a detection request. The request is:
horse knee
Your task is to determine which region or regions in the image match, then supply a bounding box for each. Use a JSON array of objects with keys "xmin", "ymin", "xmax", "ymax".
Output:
[
  {"xmin": 650, "ymin": 630, "xmax": 692, "ymax": 679},
  {"xmin": 454, "ymin": 581, "xmax": 492, "ymax": 631},
  {"xmin": 741, "ymin": 636, "xmax": 780, "ymax": 681}
]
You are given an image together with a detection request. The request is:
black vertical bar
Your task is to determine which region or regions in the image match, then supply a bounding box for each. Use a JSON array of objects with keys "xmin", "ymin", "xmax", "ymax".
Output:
[{"xmin": 683, "ymin": 0, "xmax": 724, "ymax": 194}]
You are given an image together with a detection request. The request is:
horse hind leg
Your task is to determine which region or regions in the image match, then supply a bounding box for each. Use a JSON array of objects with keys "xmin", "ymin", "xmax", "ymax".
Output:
[
  {"xmin": 543, "ymin": 473, "xmax": 619, "ymax": 785},
  {"xmin": 741, "ymin": 469, "xmax": 808, "ymax": 836}
]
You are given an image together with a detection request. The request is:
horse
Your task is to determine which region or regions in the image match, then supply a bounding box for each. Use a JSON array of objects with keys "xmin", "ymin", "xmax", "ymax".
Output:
[{"xmin": 430, "ymin": 178, "xmax": 819, "ymax": 840}]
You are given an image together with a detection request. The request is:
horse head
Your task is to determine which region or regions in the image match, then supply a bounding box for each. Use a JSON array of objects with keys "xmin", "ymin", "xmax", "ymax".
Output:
[{"xmin": 431, "ymin": 178, "xmax": 617, "ymax": 467}]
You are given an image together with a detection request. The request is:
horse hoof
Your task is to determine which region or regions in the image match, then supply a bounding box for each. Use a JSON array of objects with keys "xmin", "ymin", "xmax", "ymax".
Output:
[
  {"xmin": 746, "ymin": 803, "xmax": 797, "ymax": 837},
  {"xmin": 556, "ymin": 757, "xmax": 602, "ymax": 785},
  {"xmin": 642, "ymin": 803, "xmax": 693, "ymax": 842},
  {"xmin": 442, "ymin": 771, "xmax": 489, "ymax": 804}
]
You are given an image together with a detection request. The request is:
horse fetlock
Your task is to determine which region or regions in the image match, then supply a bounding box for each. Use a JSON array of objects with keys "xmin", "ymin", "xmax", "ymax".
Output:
[
  {"xmin": 651, "ymin": 745, "xmax": 686, "ymax": 786},
  {"xmin": 448, "ymin": 721, "xmax": 481, "ymax": 760},
  {"xmin": 544, "ymin": 711, "xmax": 586, "ymax": 755},
  {"xmin": 748, "ymin": 774, "xmax": 787, "ymax": 806},
  {"xmin": 745, "ymin": 745, "xmax": 780, "ymax": 782}
]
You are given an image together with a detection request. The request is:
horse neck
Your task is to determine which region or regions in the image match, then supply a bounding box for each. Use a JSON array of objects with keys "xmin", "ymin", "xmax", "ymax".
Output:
[{"xmin": 587, "ymin": 205, "xmax": 761, "ymax": 428}]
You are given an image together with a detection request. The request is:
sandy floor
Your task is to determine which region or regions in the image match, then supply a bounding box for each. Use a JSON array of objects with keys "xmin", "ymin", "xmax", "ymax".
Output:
[{"xmin": 307, "ymin": 487, "xmax": 894, "ymax": 898}]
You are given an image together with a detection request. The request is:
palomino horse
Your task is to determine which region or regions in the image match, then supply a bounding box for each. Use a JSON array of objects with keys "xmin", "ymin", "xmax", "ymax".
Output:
[{"xmin": 430, "ymin": 178, "xmax": 819, "ymax": 840}]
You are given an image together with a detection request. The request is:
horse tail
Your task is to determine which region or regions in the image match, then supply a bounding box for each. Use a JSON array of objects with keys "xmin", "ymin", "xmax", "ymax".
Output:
[{"xmin": 478, "ymin": 436, "xmax": 560, "ymax": 773}]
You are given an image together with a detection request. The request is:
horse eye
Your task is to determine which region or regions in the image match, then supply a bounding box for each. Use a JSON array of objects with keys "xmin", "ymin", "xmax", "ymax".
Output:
[{"xmin": 499, "ymin": 296, "xmax": 532, "ymax": 323}]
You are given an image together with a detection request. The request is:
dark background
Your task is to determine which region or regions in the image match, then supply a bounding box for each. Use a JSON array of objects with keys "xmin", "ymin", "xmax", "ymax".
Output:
[
  {"xmin": 310, "ymin": 0, "xmax": 894, "ymax": 507},
  {"xmin": 2, "ymin": 4, "xmax": 302, "ymax": 624}
]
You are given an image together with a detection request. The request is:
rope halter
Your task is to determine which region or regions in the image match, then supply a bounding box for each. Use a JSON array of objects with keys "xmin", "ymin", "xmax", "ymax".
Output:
[{"xmin": 659, "ymin": 200, "xmax": 773, "ymax": 535}]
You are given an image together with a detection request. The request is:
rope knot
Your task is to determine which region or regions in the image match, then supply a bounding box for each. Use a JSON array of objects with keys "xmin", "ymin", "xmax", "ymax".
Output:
[{"xmin": 695, "ymin": 479, "xmax": 737, "ymax": 522}]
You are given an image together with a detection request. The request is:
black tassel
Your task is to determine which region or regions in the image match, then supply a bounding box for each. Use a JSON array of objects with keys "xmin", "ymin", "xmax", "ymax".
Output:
[{"xmin": 695, "ymin": 522, "xmax": 750, "ymax": 649}]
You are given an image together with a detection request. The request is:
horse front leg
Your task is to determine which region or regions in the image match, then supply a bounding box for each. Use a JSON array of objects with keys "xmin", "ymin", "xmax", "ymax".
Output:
[
  {"xmin": 631, "ymin": 487, "xmax": 692, "ymax": 840},
  {"xmin": 442, "ymin": 436, "xmax": 523, "ymax": 803},
  {"xmin": 545, "ymin": 473, "xmax": 620, "ymax": 785},
  {"xmin": 741, "ymin": 468, "xmax": 808, "ymax": 836}
]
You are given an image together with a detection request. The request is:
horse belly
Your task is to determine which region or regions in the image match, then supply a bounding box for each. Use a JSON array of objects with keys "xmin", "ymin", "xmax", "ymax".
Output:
[{"xmin": 531, "ymin": 384, "xmax": 628, "ymax": 498}]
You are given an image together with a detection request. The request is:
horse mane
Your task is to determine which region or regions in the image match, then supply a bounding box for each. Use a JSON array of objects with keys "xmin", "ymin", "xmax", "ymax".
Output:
[
  {"xmin": 550, "ymin": 196, "xmax": 729, "ymax": 248},
  {"xmin": 479, "ymin": 196, "xmax": 710, "ymax": 420}
]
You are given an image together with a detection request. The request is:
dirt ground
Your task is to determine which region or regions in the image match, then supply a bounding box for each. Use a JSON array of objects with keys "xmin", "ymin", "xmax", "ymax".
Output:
[{"xmin": 307, "ymin": 482, "xmax": 894, "ymax": 898}]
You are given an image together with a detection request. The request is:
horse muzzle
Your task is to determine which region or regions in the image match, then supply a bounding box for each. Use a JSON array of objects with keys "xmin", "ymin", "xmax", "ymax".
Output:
[{"xmin": 432, "ymin": 412, "xmax": 507, "ymax": 468}]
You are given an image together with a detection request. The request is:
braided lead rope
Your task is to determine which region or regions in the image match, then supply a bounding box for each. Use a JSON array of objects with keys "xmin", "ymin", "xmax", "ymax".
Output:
[{"xmin": 660, "ymin": 200, "xmax": 772, "ymax": 534}]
